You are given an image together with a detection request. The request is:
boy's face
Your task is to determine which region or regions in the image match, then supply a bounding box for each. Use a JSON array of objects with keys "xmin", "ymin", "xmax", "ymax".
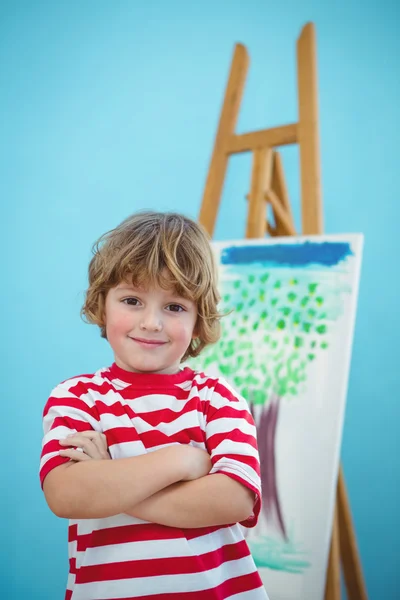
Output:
[{"xmin": 104, "ymin": 279, "xmax": 198, "ymax": 375}]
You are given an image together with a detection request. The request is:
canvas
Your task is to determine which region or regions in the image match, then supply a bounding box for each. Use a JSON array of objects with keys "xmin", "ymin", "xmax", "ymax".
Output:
[{"xmin": 190, "ymin": 234, "xmax": 363, "ymax": 600}]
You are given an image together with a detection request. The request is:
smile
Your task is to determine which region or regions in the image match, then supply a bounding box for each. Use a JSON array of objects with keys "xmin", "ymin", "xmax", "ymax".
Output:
[{"xmin": 129, "ymin": 337, "xmax": 167, "ymax": 348}]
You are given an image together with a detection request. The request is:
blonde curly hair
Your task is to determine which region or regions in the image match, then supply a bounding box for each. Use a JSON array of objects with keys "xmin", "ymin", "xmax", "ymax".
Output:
[{"xmin": 81, "ymin": 211, "xmax": 222, "ymax": 361}]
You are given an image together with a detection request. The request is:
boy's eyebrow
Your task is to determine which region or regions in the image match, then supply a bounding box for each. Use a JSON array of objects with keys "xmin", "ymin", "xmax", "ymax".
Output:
[
  {"xmin": 115, "ymin": 285, "xmax": 137, "ymax": 292},
  {"xmin": 114, "ymin": 284, "xmax": 188, "ymax": 301}
]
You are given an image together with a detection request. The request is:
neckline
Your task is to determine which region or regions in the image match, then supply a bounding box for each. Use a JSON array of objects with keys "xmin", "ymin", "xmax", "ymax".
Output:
[{"xmin": 108, "ymin": 362, "xmax": 194, "ymax": 387}]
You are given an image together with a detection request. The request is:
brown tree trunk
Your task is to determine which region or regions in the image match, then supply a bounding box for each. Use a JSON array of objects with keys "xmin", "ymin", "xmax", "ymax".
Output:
[{"xmin": 251, "ymin": 393, "xmax": 287, "ymax": 540}]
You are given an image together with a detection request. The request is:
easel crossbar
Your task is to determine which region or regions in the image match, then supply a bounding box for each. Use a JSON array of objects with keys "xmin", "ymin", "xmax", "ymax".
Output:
[{"xmin": 227, "ymin": 124, "xmax": 298, "ymax": 153}]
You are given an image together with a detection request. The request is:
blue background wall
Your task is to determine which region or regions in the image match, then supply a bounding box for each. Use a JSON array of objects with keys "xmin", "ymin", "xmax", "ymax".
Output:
[{"xmin": 2, "ymin": 1, "xmax": 399, "ymax": 598}]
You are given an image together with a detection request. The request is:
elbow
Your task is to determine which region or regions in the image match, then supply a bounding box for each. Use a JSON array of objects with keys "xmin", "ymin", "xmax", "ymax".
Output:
[
  {"xmin": 44, "ymin": 483, "xmax": 76, "ymax": 519},
  {"xmin": 46, "ymin": 494, "xmax": 83, "ymax": 520},
  {"xmin": 53, "ymin": 506, "xmax": 70, "ymax": 519},
  {"xmin": 234, "ymin": 489, "xmax": 256, "ymax": 523},
  {"xmin": 45, "ymin": 492, "xmax": 70, "ymax": 519},
  {"xmin": 217, "ymin": 476, "xmax": 256, "ymax": 523},
  {"xmin": 43, "ymin": 467, "xmax": 78, "ymax": 519},
  {"xmin": 44, "ymin": 485, "xmax": 110, "ymax": 520},
  {"xmin": 45, "ymin": 486, "xmax": 91, "ymax": 519}
]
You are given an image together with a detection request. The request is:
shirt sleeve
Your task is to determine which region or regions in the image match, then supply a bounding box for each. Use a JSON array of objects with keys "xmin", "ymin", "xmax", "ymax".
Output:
[
  {"xmin": 204, "ymin": 377, "xmax": 262, "ymax": 528},
  {"xmin": 39, "ymin": 382, "xmax": 100, "ymax": 488}
]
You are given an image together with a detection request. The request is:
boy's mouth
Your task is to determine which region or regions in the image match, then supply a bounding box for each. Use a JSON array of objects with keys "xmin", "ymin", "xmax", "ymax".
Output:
[{"xmin": 130, "ymin": 337, "xmax": 167, "ymax": 347}]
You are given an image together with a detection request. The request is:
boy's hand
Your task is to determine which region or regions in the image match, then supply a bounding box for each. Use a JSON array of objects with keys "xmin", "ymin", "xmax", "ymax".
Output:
[{"xmin": 59, "ymin": 431, "xmax": 111, "ymax": 462}]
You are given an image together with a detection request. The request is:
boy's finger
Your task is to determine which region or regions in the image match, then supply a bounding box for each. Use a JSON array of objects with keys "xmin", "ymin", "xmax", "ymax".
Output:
[
  {"xmin": 59, "ymin": 449, "xmax": 90, "ymax": 461},
  {"xmin": 68, "ymin": 431, "xmax": 99, "ymax": 440},
  {"xmin": 79, "ymin": 431, "xmax": 109, "ymax": 455},
  {"xmin": 91, "ymin": 434, "xmax": 109, "ymax": 455},
  {"xmin": 61, "ymin": 434, "xmax": 110, "ymax": 459},
  {"xmin": 60, "ymin": 436, "xmax": 95, "ymax": 452},
  {"xmin": 59, "ymin": 436, "xmax": 108, "ymax": 460}
]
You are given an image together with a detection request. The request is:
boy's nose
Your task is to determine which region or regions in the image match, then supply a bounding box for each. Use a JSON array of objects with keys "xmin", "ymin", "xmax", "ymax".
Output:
[{"xmin": 139, "ymin": 311, "xmax": 162, "ymax": 332}]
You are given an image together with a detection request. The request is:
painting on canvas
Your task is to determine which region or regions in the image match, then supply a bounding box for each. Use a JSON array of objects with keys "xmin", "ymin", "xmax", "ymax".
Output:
[{"xmin": 190, "ymin": 234, "xmax": 363, "ymax": 600}]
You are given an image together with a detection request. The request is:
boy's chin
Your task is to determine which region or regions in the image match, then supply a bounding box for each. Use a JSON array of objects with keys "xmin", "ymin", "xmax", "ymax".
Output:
[{"xmin": 127, "ymin": 362, "xmax": 181, "ymax": 375}]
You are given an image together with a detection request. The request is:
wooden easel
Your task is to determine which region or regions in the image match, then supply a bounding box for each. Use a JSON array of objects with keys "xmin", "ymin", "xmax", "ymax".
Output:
[{"xmin": 198, "ymin": 22, "xmax": 368, "ymax": 600}]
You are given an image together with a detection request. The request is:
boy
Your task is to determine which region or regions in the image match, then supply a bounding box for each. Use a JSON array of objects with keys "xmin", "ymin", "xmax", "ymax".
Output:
[{"xmin": 40, "ymin": 211, "xmax": 269, "ymax": 599}]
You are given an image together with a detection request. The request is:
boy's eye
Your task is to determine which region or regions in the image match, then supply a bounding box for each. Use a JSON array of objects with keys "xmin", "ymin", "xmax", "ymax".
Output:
[
  {"xmin": 123, "ymin": 297, "xmax": 140, "ymax": 306},
  {"xmin": 167, "ymin": 304, "xmax": 184, "ymax": 312}
]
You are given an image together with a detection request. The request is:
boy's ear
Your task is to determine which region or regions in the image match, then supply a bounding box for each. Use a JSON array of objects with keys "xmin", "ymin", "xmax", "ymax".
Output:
[{"xmin": 191, "ymin": 319, "xmax": 200, "ymax": 339}]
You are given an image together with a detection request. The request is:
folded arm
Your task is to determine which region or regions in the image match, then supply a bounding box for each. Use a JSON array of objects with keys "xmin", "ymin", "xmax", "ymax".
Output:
[
  {"xmin": 125, "ymin": 473, "xmax": 256, "ymax": 528},
  {"xmin": 43, "ymin": 445, "xmax": 203, "ymax": 520},
  {"xmin": 41, "ymin": 390, "xmax": 212, "ymax": 521}
]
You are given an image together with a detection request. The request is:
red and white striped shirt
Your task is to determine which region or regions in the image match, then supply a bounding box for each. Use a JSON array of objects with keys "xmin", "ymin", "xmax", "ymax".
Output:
[{"xmin": 40, "ymin": 363, "xmax": 268, "ymax": 599}]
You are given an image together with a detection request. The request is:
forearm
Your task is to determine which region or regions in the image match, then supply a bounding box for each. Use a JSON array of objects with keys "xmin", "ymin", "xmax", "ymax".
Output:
[
  {"xmin": 45, "ymin": 446, "xmax": 187, "ymax": 519},
  {"xmin": 126, "ymin": 473, "xmax": 255, "ymax": 528}
]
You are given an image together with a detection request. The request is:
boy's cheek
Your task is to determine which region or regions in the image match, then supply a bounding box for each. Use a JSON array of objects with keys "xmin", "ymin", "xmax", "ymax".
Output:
[
  {"xmin": 106, "ymin": 315, "xmax": 133, "ymax": 336},
  {"xmin": 174, "ymin": 322, "xmax": 196, "ymax": 345}
]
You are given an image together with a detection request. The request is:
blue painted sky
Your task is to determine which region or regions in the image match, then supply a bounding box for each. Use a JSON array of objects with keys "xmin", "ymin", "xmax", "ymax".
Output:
[{"xmin": 221, "ymin": 241, "xmax": 353, "ymax": 267}]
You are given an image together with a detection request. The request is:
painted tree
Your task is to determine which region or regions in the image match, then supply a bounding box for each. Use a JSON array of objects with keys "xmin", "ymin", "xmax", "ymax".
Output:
[{"xmin": 191, "ymin": 268, "xmax": 349, "ymax": 540}]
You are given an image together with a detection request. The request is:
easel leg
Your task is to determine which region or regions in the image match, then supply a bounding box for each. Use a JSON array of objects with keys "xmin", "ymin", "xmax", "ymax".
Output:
[
  {"xmin": 246, "ymin": 148, "xmax": 272, "ymax": 238},
  {"xmin": 324, "ymin": 504, "xmax": 341, "ymax": 600},
  {"xmin": 337, "ymin": 468, "xmax": 368, "ymax": 600},
  {"xmin": 270, "ymin": 151, "xmax": 296, "ymax": 236},
  {"xmin": 297, "ymin": 23, "xmax": 323, "ymax": 235},
  {"xmin": 199, "ymin": 44, "xmax": 249, "ymax": 236}
]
